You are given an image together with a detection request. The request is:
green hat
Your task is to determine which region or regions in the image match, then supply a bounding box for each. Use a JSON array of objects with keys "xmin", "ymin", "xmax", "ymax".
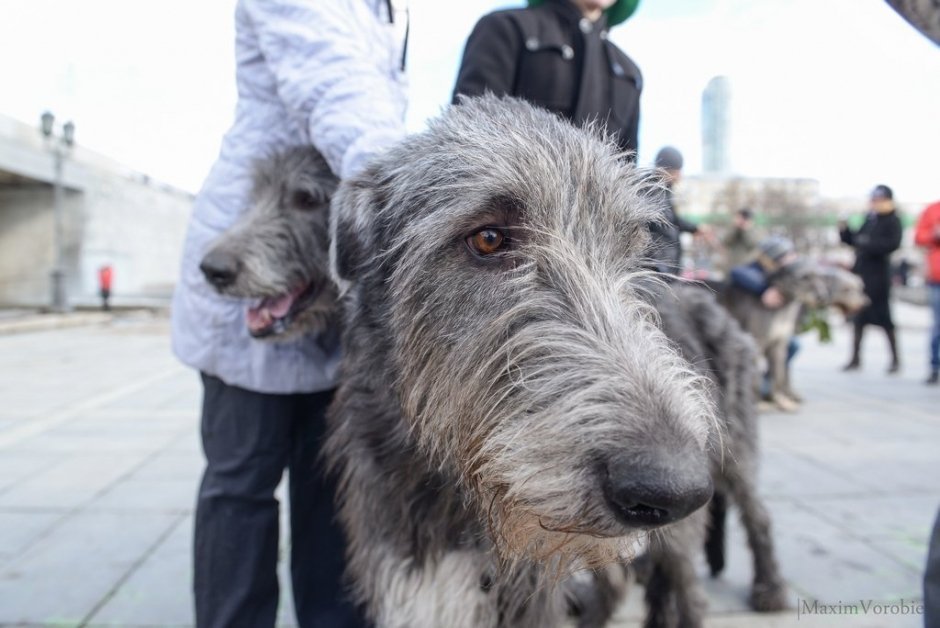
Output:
[{"xmin": 527, "ymin": 0, "xmax": 641, "ymax": 27}]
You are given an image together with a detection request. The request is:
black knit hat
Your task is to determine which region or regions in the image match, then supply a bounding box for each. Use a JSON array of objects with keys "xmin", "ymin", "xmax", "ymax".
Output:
[
  {"xmin": 758, "ymin": 236, "xmax": 794, "ymax": 262},
  {"xmin": 655, "ymin": 146, "xmax": 683, "ymax": 170},
  {"xmin": 871, "ymin": 184, "xmax": 893, "ymax": 200}
]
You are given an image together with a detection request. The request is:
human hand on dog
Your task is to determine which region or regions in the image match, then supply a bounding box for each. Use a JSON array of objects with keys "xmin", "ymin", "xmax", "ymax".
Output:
[{"xmin": 761, "ymin": 287, "xmax": 784, "ymax": 309}]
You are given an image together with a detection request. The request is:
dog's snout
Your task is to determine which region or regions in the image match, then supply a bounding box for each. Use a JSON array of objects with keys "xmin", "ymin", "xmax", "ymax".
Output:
[
  {"xmin": 200, "ymin": 250, "xmax": 241, "ymax": 289},
  {"xmin": 602, "ymin": 448, "xmax": 713, "ymax": 528}
]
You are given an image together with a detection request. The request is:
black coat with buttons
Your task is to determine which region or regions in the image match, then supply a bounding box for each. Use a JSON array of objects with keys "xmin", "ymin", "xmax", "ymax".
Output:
[{"xmin": 452, "ymin": 0, "xmax": 642, "ymax": 159}]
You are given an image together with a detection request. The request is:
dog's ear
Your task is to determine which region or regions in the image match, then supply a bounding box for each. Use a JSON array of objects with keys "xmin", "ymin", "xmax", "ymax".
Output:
[{"xmin": 329, "ymin": 174, "xmax": 378, "ymax": 288}]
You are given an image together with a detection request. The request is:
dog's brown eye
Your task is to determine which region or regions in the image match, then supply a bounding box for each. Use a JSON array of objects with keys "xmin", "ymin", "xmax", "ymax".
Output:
[
  {"xmin": 292, "ymin": 190, "xmax": 319, "ymax": 211},
  {"xmin": 468, "ymin": 228, "xmax": 506, "ymax": 255}
]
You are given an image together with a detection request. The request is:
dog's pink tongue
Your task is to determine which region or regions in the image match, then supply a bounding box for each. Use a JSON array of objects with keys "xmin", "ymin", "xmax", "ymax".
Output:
[
  {"xmin": 246, "ymin": 285, "xmax": 308, "ymax": 333},
  {"xmin": 266, "ymin": 293, "xmax": 294, "ymax": 318}
]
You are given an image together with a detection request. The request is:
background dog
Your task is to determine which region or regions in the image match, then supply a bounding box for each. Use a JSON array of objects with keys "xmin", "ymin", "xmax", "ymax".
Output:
[{"xmin": 199, "ymin": 146, "xmax": 339, "ymax": 340}]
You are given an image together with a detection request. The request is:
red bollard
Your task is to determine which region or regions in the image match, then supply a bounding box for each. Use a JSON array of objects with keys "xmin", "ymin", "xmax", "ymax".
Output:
[{"xmin": 98, "ymin": 265, "xmax": 113, "ymax": 311}]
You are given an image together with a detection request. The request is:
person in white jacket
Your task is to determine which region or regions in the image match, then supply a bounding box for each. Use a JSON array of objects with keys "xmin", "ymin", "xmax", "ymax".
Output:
[{"xmin": 170, "ymin": 1, "xmax": 407, "ymax": 626}]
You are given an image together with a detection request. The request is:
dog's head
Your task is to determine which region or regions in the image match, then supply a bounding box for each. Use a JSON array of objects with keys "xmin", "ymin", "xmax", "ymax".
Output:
[
  {"xmin": 331, "ymin": 95, "xmax": 716, "ymax": 569},
  {"xmin": 199, "ymin": 146, "xmax": 339, "ymax": 340},
  {"xmin": 770, "ymin": 261, "xmax": 828, "ymax": 308},
  {"xmin": 820, "ymin": 267, "xmax": 869, "ymax": 316}
]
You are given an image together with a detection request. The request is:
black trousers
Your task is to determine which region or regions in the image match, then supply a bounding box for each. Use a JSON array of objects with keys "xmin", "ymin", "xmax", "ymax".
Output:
[{"xmin": 194, "ymin": 373, "xmax": 367, "ymax": 628}]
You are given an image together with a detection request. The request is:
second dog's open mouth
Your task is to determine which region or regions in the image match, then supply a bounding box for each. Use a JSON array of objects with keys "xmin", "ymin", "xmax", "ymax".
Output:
[{"xmin": 246, "ymin": 283, "xmax": 317, "ymax": 338}]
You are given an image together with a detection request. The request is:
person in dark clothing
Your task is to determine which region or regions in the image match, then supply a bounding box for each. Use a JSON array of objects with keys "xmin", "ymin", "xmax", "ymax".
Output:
[
  {"xmin": 646, "ymin": 146, "xmax": 710, "ymax": 274},
  {"xmin": 452, "ymin": 0, "xmax": 643, "ymax": 158},
  {"xmin": 839, "ymin": 184, "xmax": 904, "ymax": 373}
]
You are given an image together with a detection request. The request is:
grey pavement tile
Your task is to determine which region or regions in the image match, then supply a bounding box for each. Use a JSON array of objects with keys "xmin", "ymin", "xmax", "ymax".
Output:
[
  {"xmin": 0, "ymin": 482, "xmax": 107, "ymax": 511},
  {"xmin": 129, "ymin": 452, "xmax": 203, "ymax": 483},
  {"xmin": 0, "ymin": 511, "xmax": 179, "ymax": 625},
  {"xmin": 799, "ymin": 495, "xmax": 939, "ymax": 572},
  {"xmin": 89, "ymin": 478, "xmax": 198, "ymax": 513},
  {"xmin": 805, "ymin": 452, "xmax": 938, "ymax": 495},
  {"xmin": 0, "ymin": 452, "xmax": 66, "ymax": 494},
  {"xmin": 0, "ymin": 511, "xmax": 64, "ymax": 561},
  {"xmin": 98, "ymin": 377, "xmax": 200, "ymax": 413},
  {"xmin": 13, "ymin": 430, "xmax": 181, "ymax": 455},
  {"xmin": 85, "ymin": 515, "xmax": 193, "ymax": 626},
  {"xmin": 757, "ymin": 448, "xmax": 870, "ymax": 498},
  {"xmin": 165, "ymin": 430, "xmax": 202, "ymax": 455},
  {"xmin": 0, "ymin": 455, "xmax": 147, "ymax": 510},
  {"xmin": 766, "ymin": 500, "xmax": 923, "ymax": 602},
  {"xmin": 49, "ymin": 416, "xmax": 192, "ymax": 434}
]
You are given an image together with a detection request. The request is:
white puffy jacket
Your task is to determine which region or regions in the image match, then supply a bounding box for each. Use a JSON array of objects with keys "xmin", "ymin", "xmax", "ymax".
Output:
[{"xmin": 171, "ymin": 0, "xmax": 407, "ymax": 394}]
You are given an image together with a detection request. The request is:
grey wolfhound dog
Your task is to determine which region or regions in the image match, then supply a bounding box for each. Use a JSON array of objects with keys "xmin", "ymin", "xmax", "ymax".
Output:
[
  {"xmin": 722, "ymin": 262, "xmax": 827, "ymax": 412},
  {"xmin": 703, "ymin": 265, "xmax": 868, "ymax": 591},
  {"xmin": 199, "ymin": 146, "xmax": 339, "ymax": 340},
  {"xmin": 575, "ymin": 281, "xmax": 789, "ymax": 628},
  {"xmin": 650, "ymin": 282, "xmax": 788, "ymax": 624},
  {"xmin": 326, "ymin": 95, "xmax": 718, "ymax": 627}
]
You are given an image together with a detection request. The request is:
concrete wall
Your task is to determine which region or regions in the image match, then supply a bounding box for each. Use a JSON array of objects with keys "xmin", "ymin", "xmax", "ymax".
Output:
[
  {"xmin": 0, "ymin": 186, "xmax": 85, "ymax": 306},
  {"xmin": 0, "ymin": 113, "xmax": 193, "ymax": 308},
  {"xmin": 77, "ymin": 175, "xmax": 192, "ymax": 305}
]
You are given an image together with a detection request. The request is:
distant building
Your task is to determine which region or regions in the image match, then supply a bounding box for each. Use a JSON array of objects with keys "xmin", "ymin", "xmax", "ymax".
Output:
[
  {"xmin": 0, "ymin": 113, "xmax": 193, "ymax": 308},
  {"xmin": 701, "ymin": 76, "xmax": 731, "ymax": 175}
]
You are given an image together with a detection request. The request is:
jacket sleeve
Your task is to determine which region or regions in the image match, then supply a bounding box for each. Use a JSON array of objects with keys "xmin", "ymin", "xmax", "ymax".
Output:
[
  {"xmin": 729, "ymin": 263, "xmax": 769, "ymax": 296},
  {"xmin": 243, "ymin": 0, "xmax": 406, "ymax": 178},
  {"xmin": 452, "ymin": 13, "xmax": 521, "ymax": 102},
  {"xmin": 676, "ymin": 215, "xmax": 699, "ymax": 234},
  {"xmin": 839, "ymin": 226, "xmax": 854, "ymax": 246},
  {"xmin": 856, "ymin": 215, "xmax": 903, "ymax": 256},
  {"xmin": 915, "ymin": 204, "xmax": 940, "ymax": 247}
]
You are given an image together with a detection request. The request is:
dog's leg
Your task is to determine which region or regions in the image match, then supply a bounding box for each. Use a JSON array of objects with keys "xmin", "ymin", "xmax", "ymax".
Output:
[
  {"xmin": 566, "ymin": 564, "xmax": 630, "ymax": 628},
  {"xmin": 642, "ymin": 513, "xmax": 708, "ymax": 628},
  {"xmin": 780, "ymin": 338, "xmax": 803, "ymax": 403},
  {"xmin": 723, "ymin": 456, "xmax": 787, "ymax": 612},
  {"xmin": 767, "ymin": 341, "xmax": 797, "ymax": 412},
  {"xmin": 704, "ymin": 491, "xmax": 728, "ymax": 577}
]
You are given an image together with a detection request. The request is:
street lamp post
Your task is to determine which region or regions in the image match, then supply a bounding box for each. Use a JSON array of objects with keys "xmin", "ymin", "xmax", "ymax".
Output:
[{"xmin": 39, "ymin": 111, "xmax": 75, "ymax": 313}]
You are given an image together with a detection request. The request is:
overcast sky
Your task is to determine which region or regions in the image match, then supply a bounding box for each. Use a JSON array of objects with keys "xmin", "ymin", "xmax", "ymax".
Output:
[{"xmin": 2, "ymin": 0, "xmax": 938, "ymax": 204}]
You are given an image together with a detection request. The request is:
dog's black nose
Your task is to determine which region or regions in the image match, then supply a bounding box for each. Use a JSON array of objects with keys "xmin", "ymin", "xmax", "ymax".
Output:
[
  {"xmin": 602, "ymin": 447, "xmax": 712, "ymax": 528},
  {"xmin": 200, "ymin": 250, "xmax": 241, "ymax": 289}
]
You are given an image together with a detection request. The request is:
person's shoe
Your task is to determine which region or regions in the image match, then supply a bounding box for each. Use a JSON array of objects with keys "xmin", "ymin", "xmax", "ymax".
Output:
[
  {"xmin": 842, "ymin": 360, "xmax": 860, "ymax": 372},
  {"xmin": 927, "ymin": 371, "xmax": 939, "ymax": 385},
  {"xmin": 887, "ymin": 361, "xmax": 901, "ymax": 375}
]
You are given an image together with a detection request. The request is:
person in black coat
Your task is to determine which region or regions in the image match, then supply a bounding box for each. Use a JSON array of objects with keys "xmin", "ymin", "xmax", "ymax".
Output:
[
  {"xmin": 646, "ymin": 146, "xmax": 711, "ymax": 274},
  {"xmin": 839, "ymin": 184, "xmax": 904, "ymax": 372},
  {"xmin": 452, "ymin": 0, "xmax": 642, "ymax": 158}
]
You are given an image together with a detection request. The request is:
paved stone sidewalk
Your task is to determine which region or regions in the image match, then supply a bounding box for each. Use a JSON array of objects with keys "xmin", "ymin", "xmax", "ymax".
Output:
[{"xmin": 0, "ymin": 305, "xmax": 936, "ymax": 627}]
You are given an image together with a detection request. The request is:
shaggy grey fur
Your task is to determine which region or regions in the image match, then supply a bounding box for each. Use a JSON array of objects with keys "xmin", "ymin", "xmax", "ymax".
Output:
[
  {"xmin": 326, "ymin": 95, "xmax": 718, "ymax": 628},
  {"xmin": 578, "ymin": 281, "xmax": 788, "ymax": 628},
  {"xmin": 199, "ymin": 146, "xmax": 339, "ymax": 340},
  {"xmin": 655, "ymin": 283, "xmax": 788, "ymax": 618}
]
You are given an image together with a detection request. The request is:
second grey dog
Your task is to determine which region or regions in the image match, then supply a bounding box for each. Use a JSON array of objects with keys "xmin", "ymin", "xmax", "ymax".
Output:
[
  {"xmin": 327, "ymin": 95, "xmax": 718, "ymax": 627},
  {"xmin": 723, "ymin": 262, "xmax": 826, "ymax": 411},
  {"xmin": 655, "ymin": 283, "xmax": 788, "ymax": 619},
  {"xmin": 199, "ymin": 146, "xmax": 339, "ymax": 340},
  {"xmin": 574, "ymin": 282, "xmax": 788, "ymax": 628}
]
